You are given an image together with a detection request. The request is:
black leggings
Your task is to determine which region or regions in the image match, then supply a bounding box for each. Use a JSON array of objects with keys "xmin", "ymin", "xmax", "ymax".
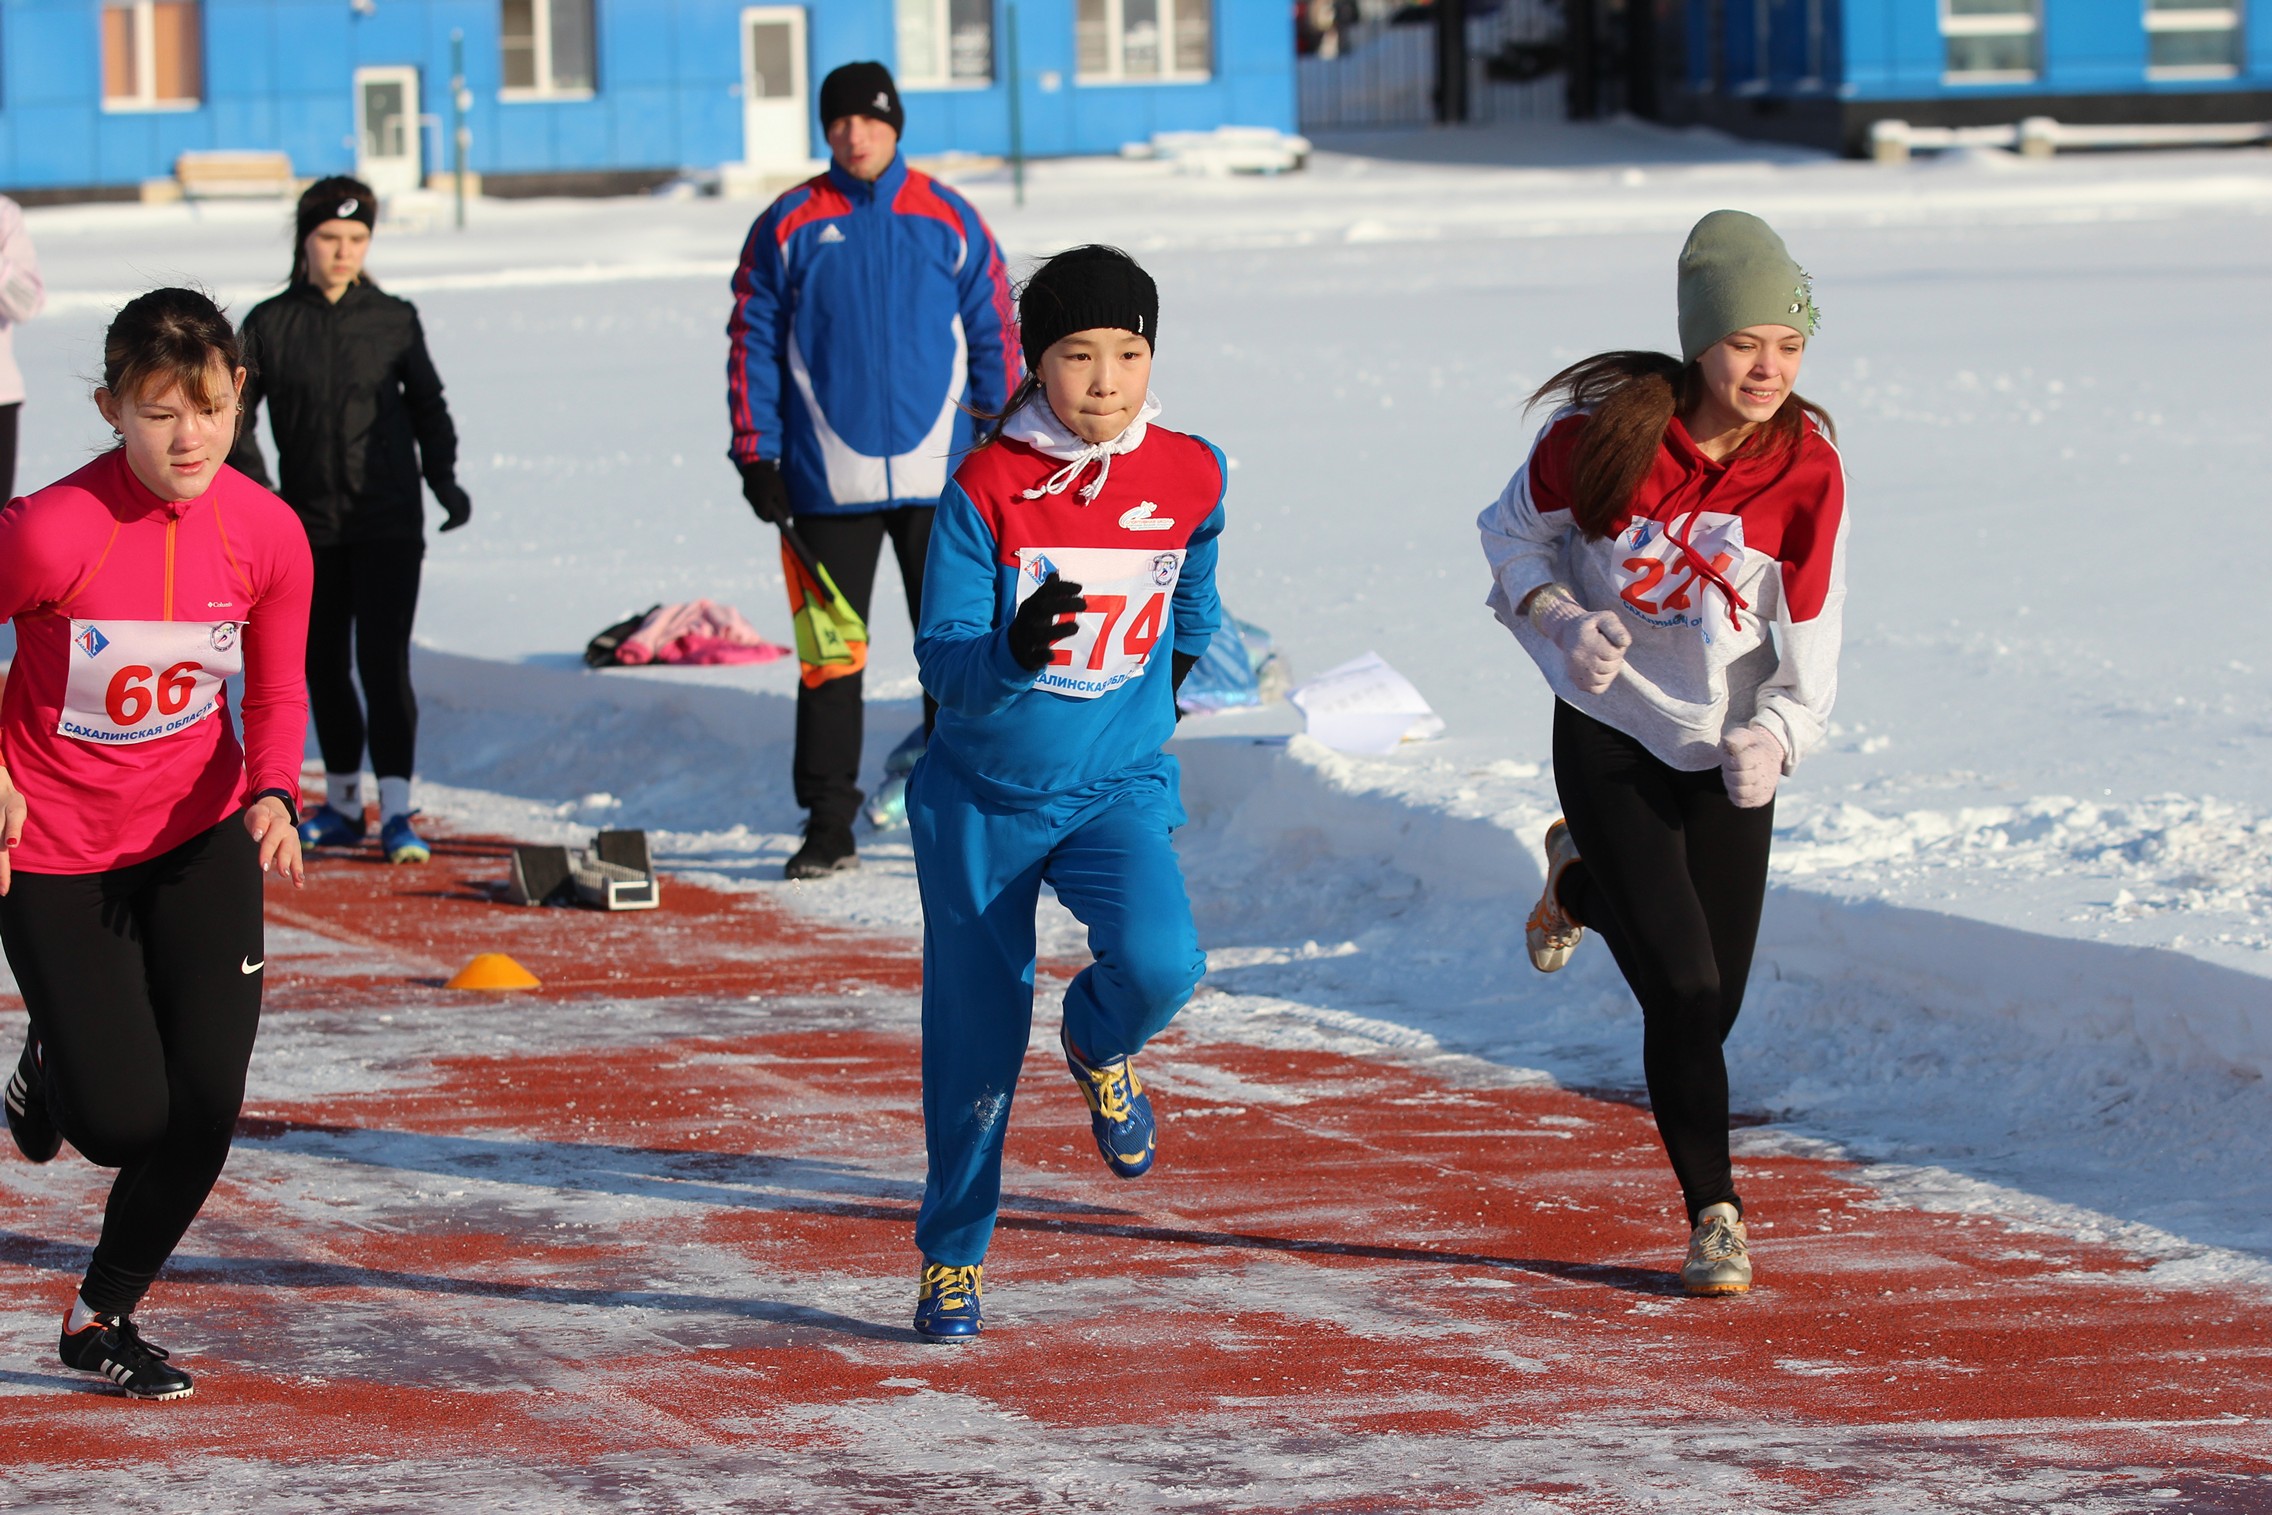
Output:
[
  {"xmin": 790, "ymin": 508, "xmax": 938, "ymax": 828},
  {"xmin": 0, "ymin": 819, "xmax": 266, "ymax": 1314},
  {"xmin": 308, "ymin": 540, "xmax": 424, "ymax": 781},
  {"xmin": 1551, "ymin": 703, "xmax": 1774, "ymax": 1225}
]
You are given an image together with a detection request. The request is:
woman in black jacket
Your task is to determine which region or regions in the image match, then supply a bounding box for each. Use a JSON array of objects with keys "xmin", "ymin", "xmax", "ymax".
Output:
[{"xmin": 229, "ymin": 176, "xmax": 471, "ymax": 864}]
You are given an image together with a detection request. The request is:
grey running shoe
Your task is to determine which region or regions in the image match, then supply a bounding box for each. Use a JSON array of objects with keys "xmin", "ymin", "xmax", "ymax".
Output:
[
  {"xmin": 1525, "ymin": 820, "xmax": 1585, "ymax": 973},
  {"xmin": 1681, "ymin": 1202, "xmax": 1753, "ymax": 1296}
]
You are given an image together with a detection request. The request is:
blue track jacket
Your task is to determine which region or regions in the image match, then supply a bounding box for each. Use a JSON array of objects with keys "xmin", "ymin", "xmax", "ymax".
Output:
[
  {"xmin": 726, "ymin": 155, "xmax": 1018, "ymax": 515},
  {"xmin": 916, "ymin": 413, "xmax": 1226, "ymax": 808}
]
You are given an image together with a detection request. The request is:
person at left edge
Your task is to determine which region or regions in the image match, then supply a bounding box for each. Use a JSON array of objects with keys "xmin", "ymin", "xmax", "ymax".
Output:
[
  {"xmin": 228, "ymin": 175, "xmax": 471, "ymax": 866},
  {"xmin": 0, "ymin": 287, "xmax": 312, "ymax": 1400},
  {"xmin": 726, "ymin": 61, "xmax": 1020, "ymax": 880},
  {"xmin": 0, "ymin": 192, "xmax": 46, "ymax": 501}
]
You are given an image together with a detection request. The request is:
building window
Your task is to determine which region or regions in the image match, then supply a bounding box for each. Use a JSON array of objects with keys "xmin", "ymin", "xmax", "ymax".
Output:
[
  {"xmin": 1941, "ymin": 0, "xmax": 2037, "ymax": 81},
  {"xmin": 101, "ymin": 0, "xmax": 202, "ymax": 109},
  {"xmin": 2145, "ymin": 0, "xmax": 2242, "ymax": 74},
  {"xmin": 501, "ymin": 0, "xmax": 595, "ymax": 97},
  {"xmin": 898, "ymin": 0, "xmax": 994, "ymax": 86},
  {"xmin": 1076, "ymin": 0, "xmax": 1212, "ymax": 81}
]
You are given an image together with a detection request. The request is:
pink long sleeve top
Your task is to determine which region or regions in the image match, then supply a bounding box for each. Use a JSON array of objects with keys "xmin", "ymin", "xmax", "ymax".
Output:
[{"xmin": 0, "ymin": 452, "xmax": 313, "ymax": 874}]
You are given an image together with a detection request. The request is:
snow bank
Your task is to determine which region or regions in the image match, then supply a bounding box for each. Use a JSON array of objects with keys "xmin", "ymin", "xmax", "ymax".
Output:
[{"xmin": 402, "ymin": 649, "xmax": 2272, "ymax": 1275}]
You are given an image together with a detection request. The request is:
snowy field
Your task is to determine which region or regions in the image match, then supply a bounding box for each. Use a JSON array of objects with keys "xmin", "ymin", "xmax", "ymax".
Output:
[{"xmin": 11, "ymin": 121, "xmax": 2272, "ymax": 1282}]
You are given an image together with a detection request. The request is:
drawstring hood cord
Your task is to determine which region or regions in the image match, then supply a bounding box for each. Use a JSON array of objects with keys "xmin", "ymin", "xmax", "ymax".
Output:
[
  {"xmin": 1664, "ymin": 509, "xmax": 1751, "ymax": 631},
  {"xmin": 1006, "ymin": 391, "xmax": 1162, "ymax": 504}
]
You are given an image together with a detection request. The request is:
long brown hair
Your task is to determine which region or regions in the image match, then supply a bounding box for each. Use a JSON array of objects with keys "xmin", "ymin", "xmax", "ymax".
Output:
[
  {"xmin": 1527, "ymin": 350, "xmax": 1835, "ymax": 539},
  {"xmin": 101, "ymin": 287, "xmax": 243, "ymax": 412}
]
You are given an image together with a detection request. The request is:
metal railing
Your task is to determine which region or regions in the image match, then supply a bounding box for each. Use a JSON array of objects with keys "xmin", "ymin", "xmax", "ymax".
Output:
[{"xmin": 1296, "ymin": 0, "xmax": 1566, "ymax": 132}]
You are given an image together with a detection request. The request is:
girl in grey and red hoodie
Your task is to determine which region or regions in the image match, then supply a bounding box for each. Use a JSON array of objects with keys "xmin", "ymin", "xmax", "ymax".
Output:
[{"xmin": 1479, "ymin": 210, "xmax": 1847, "ymax": 1299}]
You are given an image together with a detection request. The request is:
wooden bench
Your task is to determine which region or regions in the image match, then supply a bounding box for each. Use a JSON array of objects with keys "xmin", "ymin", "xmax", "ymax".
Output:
[{"xmin": 175, "ymin": 150, "xmax": 297, "ymax": 199}]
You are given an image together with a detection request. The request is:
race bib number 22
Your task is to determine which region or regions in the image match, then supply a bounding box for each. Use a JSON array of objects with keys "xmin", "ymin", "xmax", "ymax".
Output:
[
  {"xmin": 1015, "ymin": 546, "xmax": 1183, "ymax": 700},
  {"xmin": 58, "ymin": 619, "xmax": 243, "ymax": 745}
]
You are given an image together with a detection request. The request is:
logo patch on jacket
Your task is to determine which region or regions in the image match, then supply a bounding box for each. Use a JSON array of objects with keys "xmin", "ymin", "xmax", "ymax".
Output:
[
  {"xmin": 1118, "ymin": 500, "xmax": 1173, "ymax": 532},
  {"xmin": 818, "ymin": 224, "xmax": 846, "ymax": 245}
]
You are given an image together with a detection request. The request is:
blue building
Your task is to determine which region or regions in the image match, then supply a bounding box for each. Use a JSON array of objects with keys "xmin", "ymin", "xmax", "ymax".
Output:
[
  {"xmin": 0, "ymin": 0, "xmax": 1296, "ymax": 199},
  {"xmin": 1653, "ymin": 0, "xmax": 2272, "ymax": 151}
]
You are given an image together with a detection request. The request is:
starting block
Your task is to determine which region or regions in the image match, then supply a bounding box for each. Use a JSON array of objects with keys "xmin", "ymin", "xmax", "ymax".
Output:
[{"xmin": 507, "ymin": 830, "xmax": 661, "ymax": 911}]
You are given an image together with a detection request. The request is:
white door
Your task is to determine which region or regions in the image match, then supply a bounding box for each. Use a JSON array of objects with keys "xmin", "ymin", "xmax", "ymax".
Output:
[
  {"xmin": 741, "ymin": 7, "xmax": 812, "ymax": 170},
  {"xmin": 355, "ymin": 66, "xmax": 422, "ymax": 196}
]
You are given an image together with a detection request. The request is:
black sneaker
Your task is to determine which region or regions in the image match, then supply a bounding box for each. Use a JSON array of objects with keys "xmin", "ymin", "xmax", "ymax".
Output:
[
  {"xmin": 5, "ymin": 1039, "xmax": 59, "ymax": 1164},
  {"xmin": 59, "ymin": 1312, "xmax": 195, "ymax": 1400},
  {"xmin": 783, "ymin": 822, "xmax": 859, "ymax": 881}
]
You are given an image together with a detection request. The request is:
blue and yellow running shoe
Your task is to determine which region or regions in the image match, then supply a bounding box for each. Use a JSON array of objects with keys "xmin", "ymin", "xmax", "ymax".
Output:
[
  {"xmin": 379, "ymin": 812, "xmax": 432, "ymax": 865},
  {"xmin": 296, "ymin": 804, "xmax": 366, "ymax": 850},
  {"xmin": 913, "ymin": 1261, "xmax": 983, "ymax": 1342},
  {"xmin": 1061, "ymin": 1027, "xmax": 1156, "ymax": 1179}
]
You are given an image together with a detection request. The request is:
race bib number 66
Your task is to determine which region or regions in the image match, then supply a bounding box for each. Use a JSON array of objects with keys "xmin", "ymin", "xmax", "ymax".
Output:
[
  {"xmin": 1015, "ymin": 546, "xmax": 1183, "ymax": 700},
  {"xmin": 58, "ymin": 619, "xmax": 243, "ymax": 745}
]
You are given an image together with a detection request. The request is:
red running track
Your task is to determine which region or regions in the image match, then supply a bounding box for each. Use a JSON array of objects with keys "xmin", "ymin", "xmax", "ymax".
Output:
[{"xmin": 0, "ymin": 825, "xmax": 2265, "ymax": 1510}]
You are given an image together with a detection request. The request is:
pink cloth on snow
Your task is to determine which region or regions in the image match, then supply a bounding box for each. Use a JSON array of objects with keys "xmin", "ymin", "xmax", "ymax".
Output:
[{"xmin": 614, "ymin": 599, "xmax": 790, "ymax": 666}]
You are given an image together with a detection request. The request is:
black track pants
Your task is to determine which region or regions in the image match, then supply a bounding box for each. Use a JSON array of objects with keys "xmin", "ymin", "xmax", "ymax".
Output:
[
  {"xmin": 0, "ymin": 819, "xmax": 266, "ymax": 1315},
  {"xmin": 790, "ymin": 507, "xmax": 939, "ymax": 830},
  {"xmin": 1551, "ymin": 702, "xmax": 1774, "ymax": 1226},
  {"xmin": 307, "ymin": 540, "xmax": 424, "ymax": 781}
]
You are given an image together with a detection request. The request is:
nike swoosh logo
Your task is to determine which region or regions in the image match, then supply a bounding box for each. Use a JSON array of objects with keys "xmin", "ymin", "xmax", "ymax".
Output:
[{"xmin": 240, "ymin": 957, "xmax": 264, "ymax": 975}]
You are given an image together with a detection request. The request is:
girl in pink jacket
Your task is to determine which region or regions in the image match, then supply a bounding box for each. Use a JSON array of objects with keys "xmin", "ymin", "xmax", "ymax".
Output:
[{"xmin": 0, "ymin": 288, "xmax": 312, "ymax": 1400}]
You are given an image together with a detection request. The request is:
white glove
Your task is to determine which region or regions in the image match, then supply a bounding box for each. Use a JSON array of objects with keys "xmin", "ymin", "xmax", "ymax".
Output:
[
  {"xmin": 1720, "ymin": 725, "xmax": 1786, "ymax": 809},
  {"xmin": 1528, "ymin": 585, "xmax": 1631, "ymax": 696}
]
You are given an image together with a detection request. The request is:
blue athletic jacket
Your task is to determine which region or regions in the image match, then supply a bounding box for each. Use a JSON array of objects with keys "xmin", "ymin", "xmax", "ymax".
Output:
[
  {"xmin": 916, "ymin": 417, "xmax": 1226, "ymax": 808},
  {"xmin": 726, "ymin": 155, "xmax": 1019, "ymax": 514}
]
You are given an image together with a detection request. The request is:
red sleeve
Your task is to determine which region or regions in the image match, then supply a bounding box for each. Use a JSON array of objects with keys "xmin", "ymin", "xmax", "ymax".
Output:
[
  {"xmin": 237, "ymin": 498, "xmax": 313, "ymax": 801},
  {"xmin": 1527, "ymin": 412, "xmax": 1589, "ymax": 517},
  {"xmin": 1776, "ymin": 435, "xmax": 1847, "ymax": 623}
]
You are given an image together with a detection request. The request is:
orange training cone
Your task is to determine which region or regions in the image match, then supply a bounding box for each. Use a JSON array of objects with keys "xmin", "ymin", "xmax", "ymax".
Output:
[{"xmin": 446, "ymin": 953, "xmax": 542, "ymax": 991}]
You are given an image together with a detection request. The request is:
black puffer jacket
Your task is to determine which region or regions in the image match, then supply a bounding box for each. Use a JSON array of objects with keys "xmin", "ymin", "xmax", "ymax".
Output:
[{"xmin": 229, "ymin": 280, "xmax": 460, "ymax": 546}]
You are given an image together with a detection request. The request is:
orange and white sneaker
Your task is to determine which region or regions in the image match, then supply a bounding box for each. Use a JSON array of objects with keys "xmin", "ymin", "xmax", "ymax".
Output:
[
  {"xmin": 1525, "ymin": 820, "xmax": 1585, "ymax": 973},
  {"xmin": 1681, "ymin": 1202, "xmax": 1753, "ymax": 1296}
]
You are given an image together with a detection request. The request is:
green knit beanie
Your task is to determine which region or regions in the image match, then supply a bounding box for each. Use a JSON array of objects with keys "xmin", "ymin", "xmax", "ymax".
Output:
[{"xmin": 1676, "ymin": 210, "xmax": 1819, "ymax": 363}]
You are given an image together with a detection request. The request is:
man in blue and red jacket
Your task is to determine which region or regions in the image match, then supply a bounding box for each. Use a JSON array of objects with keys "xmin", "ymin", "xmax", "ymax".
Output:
[{"xmin": 726, "ymin": 60, "xmax": 1020, "ymax": 878}]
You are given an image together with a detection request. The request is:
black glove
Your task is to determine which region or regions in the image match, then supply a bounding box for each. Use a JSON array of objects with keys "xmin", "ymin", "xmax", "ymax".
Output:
[
  {"xmin": 739, "ymin": 458, "xmax": 791, "ymax": 525},
  {"xmin": 1008, "ymin": 574, "xmax": 1086, "ymax": 671},
  {"xmin": 434, "ymin": 481, "xmax": 473, "ymax": 532},
  {"xmin": 1171, "ymin": 650, "xmax": 1200, "ymax": 695}
]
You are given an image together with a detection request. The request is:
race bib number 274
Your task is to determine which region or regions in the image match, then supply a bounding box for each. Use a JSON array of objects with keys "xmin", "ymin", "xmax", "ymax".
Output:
[
  {"xmin": 58, "ymin": 619, "xmax": 243, "ymax": 745},
  {"xmin": 1015, "ymin": 546, "xmax": 1183, "ymax": 700}
]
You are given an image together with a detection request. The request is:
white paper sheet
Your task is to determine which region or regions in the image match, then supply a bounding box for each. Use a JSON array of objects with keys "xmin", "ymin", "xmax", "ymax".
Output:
[{"xmin": 1286, "ymin": 652, "xmax": 1445, "ymax": 755}]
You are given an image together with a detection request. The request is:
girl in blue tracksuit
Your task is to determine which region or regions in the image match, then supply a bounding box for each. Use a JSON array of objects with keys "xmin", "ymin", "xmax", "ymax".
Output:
[{"xmin": 906, "ymin": 246, "xmax": 1225, "ymax": 1341}]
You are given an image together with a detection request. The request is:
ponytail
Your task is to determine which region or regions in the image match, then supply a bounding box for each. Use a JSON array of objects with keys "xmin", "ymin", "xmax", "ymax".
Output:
[
  {"xmin": 967, "ymin": 371, "xmax": 1045, "ymax": 452},
  {"xmin": 1527, "ymin": 350, "xmax": 1835, "ymax": 539}
]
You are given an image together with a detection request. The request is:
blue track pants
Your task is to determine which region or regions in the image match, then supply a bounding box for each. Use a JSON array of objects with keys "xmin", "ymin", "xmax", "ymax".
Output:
[{"xmin": 909, "ymin": 754, "xmax": 1205, "ymax": 1265}]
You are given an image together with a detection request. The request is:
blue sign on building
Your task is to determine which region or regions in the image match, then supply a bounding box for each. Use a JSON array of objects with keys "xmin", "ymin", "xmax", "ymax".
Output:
[{"xmin": 0, "ymin": 0, "xmax": 1297, "ymax": 197}]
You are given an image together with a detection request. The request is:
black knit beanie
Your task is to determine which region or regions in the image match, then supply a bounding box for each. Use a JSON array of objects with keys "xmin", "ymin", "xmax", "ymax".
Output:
[
  {"xmin": 819, "ymin": 61, "xmax": 905, "ymax": 137},
  {"xmin": 296, "ymin": 175, "xmax": 378, "ymax": 243},
  {"xmin": 1018, "ymin": 246, "xmax": 1158, "ymax": 372}
]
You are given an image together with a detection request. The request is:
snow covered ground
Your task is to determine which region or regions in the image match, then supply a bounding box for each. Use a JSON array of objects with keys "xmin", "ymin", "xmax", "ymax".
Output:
[{"xmin": 11, "ymin": 123, "xmax": 2271, "ymax": 1279}]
